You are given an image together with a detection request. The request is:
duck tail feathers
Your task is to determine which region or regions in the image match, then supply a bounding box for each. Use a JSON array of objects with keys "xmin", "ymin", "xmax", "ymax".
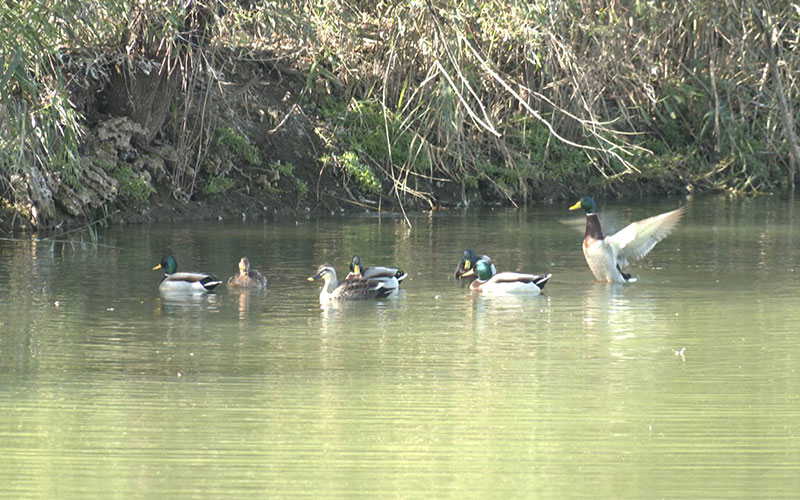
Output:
[
  {"xmin": 202, "ymin": 276, "xmax": 223, "ymax": 290},
  {"xmin": 374, "ymin": 282, "xmax": 394, "ymax": 299},
  {"xmin": 534, "ymin": 274, "xmax": 552, "ymax": 290},
  {"xmin": 617, "ymin": 265, "xmax": 637, "ymax": 283}
]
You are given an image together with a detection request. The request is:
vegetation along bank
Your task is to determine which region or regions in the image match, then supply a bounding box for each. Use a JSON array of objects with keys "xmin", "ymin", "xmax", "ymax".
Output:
[{"xmin": 1, "ymin": 1, "xmax": 798, "ymax": 232}]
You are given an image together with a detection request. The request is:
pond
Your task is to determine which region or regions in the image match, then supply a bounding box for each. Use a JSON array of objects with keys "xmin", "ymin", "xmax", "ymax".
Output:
[{"xmin": 1, "ymin": 195, "xmax": 799, "ymax": 498}]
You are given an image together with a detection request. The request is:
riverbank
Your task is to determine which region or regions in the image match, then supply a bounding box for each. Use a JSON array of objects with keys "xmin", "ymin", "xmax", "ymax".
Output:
[
  {"xmin": 0, "ymin": 55, "xmax": 683, "ymax": 235},
  {"xmin": 2, "ymin": 2, "xmax": 797, "ymax": 234}
]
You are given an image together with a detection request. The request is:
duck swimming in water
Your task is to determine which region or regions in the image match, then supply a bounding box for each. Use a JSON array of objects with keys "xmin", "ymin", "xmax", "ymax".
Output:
[
  {"xmin": 308, "ymin": 264, "xmax": 394, "ymax": 304},
  {"xmin": 463, "ymin": 258, "xmax": 551, "ymax": 294},
  {"xmin": 569, "ymin": 196, "xmax": 685, "ymax": 283},
  {"xmin": 227, "ymin": 257, "xmax": 268, "ymax": 290},
  {"xmin": 152, "ymin": 255, "xmax": 221, "ymax": 293}
]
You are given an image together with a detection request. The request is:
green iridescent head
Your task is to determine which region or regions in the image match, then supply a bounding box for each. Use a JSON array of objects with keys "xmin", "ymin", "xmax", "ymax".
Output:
[
  {"xmin": 475, "ymin": 259, "xmax": 494, "ymax": 281},
  {"xmin": 569, "ymin": 196, "xmax": 597, "ymax": 214},
  {"xmin": 153, "ymin": 255, "xmax": 178, "ymax": 274}
]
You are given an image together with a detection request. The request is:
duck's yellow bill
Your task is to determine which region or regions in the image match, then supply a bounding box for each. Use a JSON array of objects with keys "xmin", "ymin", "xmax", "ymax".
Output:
[
  {"xmin": 569, "ymin": 200, "xmax": 582, "ymax": 211},
  {"xmin": 353, "ymin": 264, "xmax": 361, "ymax": 275},
  {"xmin": 460, "ymin": 268, "xmax": 475, "ymax": 278},
  {"xmin": 152, "ymin": 264, "xmax": 163, "ymax": 270}
]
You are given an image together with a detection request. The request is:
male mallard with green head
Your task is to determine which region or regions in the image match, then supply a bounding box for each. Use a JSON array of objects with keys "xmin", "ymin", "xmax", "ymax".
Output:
[
  {"xmin": 227, "ymin": 256, "xmax": 268, "ymax": 290},
  {"xmin": 152, "ymin": 255, "xmax": 221, "ymax": 292},
  {"xmin": 308, "ymin": 264, "xmax": 394, "ymax": 304},
  {"xmin": 455, "ymin": 249, "xmax": 496, "ymax": 280},
  {"xmin": 569, "ymin": 196, "xmax": 685, "ymax": 283},
  {"xmin": 463, "ymin": 258, "xmax": 551, "ymax": 294}
]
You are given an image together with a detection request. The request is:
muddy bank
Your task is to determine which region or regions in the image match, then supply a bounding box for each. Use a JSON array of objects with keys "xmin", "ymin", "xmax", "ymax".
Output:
[
  {"xmin": 0, "ymin": 59, "xmax": 432, "ymax": 234},
  {"xmin": 0, "ymin": 56, "xmax": 693, "ymax": 236}
]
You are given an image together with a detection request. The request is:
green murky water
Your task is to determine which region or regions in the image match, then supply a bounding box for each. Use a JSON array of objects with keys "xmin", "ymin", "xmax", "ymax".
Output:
[{"xmin": 2, "ymin": 195, "xmax": 799, "ymax": 498}]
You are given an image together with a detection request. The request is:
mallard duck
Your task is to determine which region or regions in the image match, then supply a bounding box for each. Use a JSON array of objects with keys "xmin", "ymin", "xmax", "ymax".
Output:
[
  {"xmin": 569, "ymin": 196, "xmax": 685, "ymax": 283},
  {"xmin": 345, "ymin": 255, "xmax": 407, "ymax": 289},
  {"xmin": 455, "ymin": 249, "xmax": 496, "ymax": 279},
  {"xmin": 464, "ymin": 259, "xmax": 551, "ymax": 294},
  {"xmin": 152, "ymin": 255, "xmax": 221, "ymax": 292},
  {"xmin": 227, "ymin": 256, "xmax": 268, "ymax": 290},
  {"xmin": 308, "ymin": 264, "xmax": 394, "ymax": 304}
]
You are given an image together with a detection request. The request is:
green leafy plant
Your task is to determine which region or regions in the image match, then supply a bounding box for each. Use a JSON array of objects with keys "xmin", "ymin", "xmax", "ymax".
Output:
[
  {"xmin": 111, "ymin": 164, "xmax": 155, "ymax": 202},
  {"xmin": 204, "ymin": 174, "xmax": 234, "ymax": 195},
  {"xmin": 216, "ymin": 127, "xmax": 260, "ymax": 166},
  {"xmin": 322, "ymin": 98, "xmax": 427, "ymax": 174},
  {"xmin": 275, "ymin": 161, "xmax": 294, "ymax": 178},
  {"xmin": 271, "ymin": 161, "xmax": 309, "ymax": 200},
  {"xmin": 295, "ymin": 178, "xmax": 309, "ymax": 199},
  {"xmin": 463, "ymin": 174, "xmax": 479, "ymax": 191},
  {"xmin": 341, "ymin": 151, "xmax": 381, "ymax": 195}
]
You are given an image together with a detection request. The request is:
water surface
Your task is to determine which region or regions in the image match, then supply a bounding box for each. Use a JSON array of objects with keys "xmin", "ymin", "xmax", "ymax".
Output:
[{"xmin": 2, "ymin": 195, "xmax": 800, "ymax": 498}]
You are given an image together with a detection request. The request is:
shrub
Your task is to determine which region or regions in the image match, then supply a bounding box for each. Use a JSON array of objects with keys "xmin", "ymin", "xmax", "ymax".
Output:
[{"xmin": 341, "ymin": 152, "xmax": 381, "ymax": 195}]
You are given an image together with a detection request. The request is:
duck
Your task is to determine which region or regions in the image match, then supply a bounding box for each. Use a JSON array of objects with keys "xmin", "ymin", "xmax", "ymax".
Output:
[
  {"xmin": 308, "ymin": 264, "xmax": 394, "ymax": 304},
  {"xmin": 345, "ymin": 255, "xmax": 407, "ymax": 289},
  {"xmin": 569, "ymin": 196, "xmax": 685, "ymax": 283},
  {"xmin": 152, "ymin": 255, "xmax": 221, "ymax": 292},
  {"xmin": 464, "ymin": 258, "xmax": 551, "ymax": 294},
  {"xmin": 227, "ymin": 256, "xmax": 268, "ymax": 290},
  {"xmin": 454, "ymin": 249, "xmax": 497, "ymax": 279}
]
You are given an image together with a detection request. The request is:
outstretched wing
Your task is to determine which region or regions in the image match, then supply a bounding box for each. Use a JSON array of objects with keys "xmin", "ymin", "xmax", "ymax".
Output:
[{"xmin": 606, "ymin": 206, "xmax": 685, "ymax": 267}]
